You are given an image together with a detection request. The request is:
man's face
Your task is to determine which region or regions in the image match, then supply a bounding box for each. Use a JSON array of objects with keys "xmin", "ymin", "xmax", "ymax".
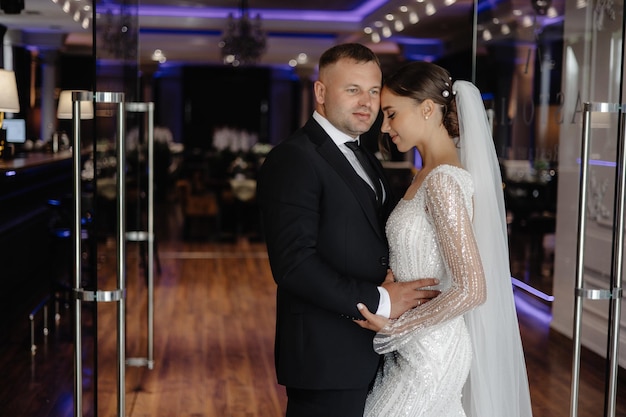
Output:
[{"xmin": 314, "ymin": 59, "xmax": 382, "ymax": 138}]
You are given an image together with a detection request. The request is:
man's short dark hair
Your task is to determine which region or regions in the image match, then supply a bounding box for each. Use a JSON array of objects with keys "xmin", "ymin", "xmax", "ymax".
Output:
[{"xmin": 318, "ymin": 43, "xmax": 381, "ymax": 71}]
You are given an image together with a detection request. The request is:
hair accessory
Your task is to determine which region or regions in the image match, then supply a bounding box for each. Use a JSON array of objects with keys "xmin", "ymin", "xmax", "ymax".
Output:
[{"xmin": 442, "ymin": 90, "xmax": 450, "ymax": 98}]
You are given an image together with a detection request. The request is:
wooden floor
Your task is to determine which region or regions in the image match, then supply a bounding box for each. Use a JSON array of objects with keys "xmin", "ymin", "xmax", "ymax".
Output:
[{"xmin": 1, "ymin": 197, "xmax": 625, "ymax": 417}]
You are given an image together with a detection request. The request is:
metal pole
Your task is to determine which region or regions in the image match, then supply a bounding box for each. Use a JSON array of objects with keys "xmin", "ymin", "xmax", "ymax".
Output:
[
  {"xmin": 569, "ymin": 101, "xmax": 592, "ymax": 417},
  {"xmin": 570, "ymin": 102, "xmax": 625, "ymax": 417},
  {"xmin": 115, "ymin": 98, "xmax": 126, "ymax": 417},
  {"xmin": 72, "ymin": 91, "xmax": 85, "ymax": 417},
  {"xmin": 124, "ymin": 102, "xmax": 155, "ymax": 369},
  {"xmin": 72, "ymin": 92, "xmax": 126, "ymax": 417},
  {"xmin": 147, "ymin": 103, "xmax": 155, "ymax": 368},
  {"xmin": 606, "ymin": 111, "xmax": 626, "ymax": 417}
]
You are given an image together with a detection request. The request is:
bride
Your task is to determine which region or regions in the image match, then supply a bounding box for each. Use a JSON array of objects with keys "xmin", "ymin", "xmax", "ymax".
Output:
[{"xmin": 355, "ymin": 62, "xmax": 533, "ymax": 417}]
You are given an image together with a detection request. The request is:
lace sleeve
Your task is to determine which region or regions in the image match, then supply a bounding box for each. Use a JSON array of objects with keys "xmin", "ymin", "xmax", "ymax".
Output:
[{"xmin": 373, "ymin": 170, "xmax": 487, "ymax": 354}]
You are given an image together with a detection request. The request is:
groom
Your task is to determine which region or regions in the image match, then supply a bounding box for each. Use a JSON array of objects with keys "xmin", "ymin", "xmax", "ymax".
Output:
[{"xmin": 257, "ymin": 43, "xmax": 439, "ymax": 417}]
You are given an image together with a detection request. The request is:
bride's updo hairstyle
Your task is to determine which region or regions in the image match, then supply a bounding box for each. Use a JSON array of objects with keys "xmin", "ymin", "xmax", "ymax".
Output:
[{"xmin": 384, "ymin": 61, "xmax": 459, "ymax": 138}]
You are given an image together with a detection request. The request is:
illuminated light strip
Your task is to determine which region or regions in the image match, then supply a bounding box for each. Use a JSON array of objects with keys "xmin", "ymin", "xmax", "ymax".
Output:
[
  {"xmin": 576, "ymin": 158, "xmax": 616, "ymax": 167},
  {"xmin": 513, "ymin": 288, "xmax": 553, "ymax": 325},
  {"xmin": 138, "ymin": 28, "xmax": 335, "ymax": 40},
  {"xmin": 511, "ymin": 276, "xmax": 555, "ymax": 302},
  {"xmin": 137, "ymin": 0, "xmax": 388, "ymax": 22}
]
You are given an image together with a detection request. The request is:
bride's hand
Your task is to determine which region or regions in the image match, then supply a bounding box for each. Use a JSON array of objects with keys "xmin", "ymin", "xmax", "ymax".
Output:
[{"xmin": 353, "ymin": 303, "xmax": 390, "ymax": 332}]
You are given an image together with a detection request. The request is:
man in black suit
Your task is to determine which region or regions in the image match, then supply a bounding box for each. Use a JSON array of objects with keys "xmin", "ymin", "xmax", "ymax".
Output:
[{"xmin": 257, "ymin": 43, "xmax": 439, "ymax": 417}]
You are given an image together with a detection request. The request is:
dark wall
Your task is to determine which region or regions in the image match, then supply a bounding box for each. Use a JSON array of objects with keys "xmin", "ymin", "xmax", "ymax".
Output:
[
  {"xmin": 182, "ymin": 66, "xmax": 271, "ymax": 150},
  {"xmin": 154, "ymin": 65, "xmax": 300, "ymax": 151}
]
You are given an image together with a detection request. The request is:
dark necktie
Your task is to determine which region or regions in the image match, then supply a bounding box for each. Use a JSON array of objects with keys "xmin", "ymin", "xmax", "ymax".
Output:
[{"xmin": 345, "ymin": 140, "xmax": 383, "ymax": 205}]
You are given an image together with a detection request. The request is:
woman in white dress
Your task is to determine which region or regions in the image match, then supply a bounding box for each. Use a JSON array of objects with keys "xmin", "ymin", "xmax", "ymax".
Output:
[{"xmin": 355, "ymin": 62, "xmax": 533, "ymax": 417}]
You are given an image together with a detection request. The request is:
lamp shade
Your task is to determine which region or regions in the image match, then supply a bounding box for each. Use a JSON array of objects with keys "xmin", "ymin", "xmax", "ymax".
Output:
[
  {"xmin": 0, "ymin": 69, "xmax": 20, "ymax": 113},
  {"xmin": 57, "ymin": 90, "xmax": 94, "ymax": 119}
]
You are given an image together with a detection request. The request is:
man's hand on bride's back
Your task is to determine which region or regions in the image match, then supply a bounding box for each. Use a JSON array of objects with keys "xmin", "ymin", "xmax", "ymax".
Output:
[{"xmin": 383, "ymin": 276, "xmax": 440, "ymax": 319}]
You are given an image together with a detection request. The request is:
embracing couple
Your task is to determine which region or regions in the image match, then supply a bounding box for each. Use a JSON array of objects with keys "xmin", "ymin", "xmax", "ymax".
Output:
[{"xmin": 257, "ymin": 43, "xmax": 534, "ymax": 417}]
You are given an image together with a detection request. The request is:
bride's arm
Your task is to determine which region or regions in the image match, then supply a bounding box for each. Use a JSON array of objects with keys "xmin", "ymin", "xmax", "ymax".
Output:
[{"xmin": 373, "ymin": 171, "xmax": 487, "ymax": 354}]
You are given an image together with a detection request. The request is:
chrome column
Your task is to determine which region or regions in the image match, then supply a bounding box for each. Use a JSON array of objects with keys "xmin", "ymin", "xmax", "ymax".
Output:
[
  {"xmin": 124, "ymin": 101, "xmax": 155, "ymax": 369},
  {"xmin": 571, "ymin": 102, "xmax": 624, "ymax": 417},
  {"xmin": 72, "ymin": 91, "xmax": 126, "ymax": 417}
]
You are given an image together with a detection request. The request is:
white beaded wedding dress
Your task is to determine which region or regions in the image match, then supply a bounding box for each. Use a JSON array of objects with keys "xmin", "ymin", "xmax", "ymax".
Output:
[
  {"xmin": 364, "ymin": 81, "xmax": 533, "ymax": 417},
  {"xmin": 364, "ymin": 165, "xmax": 483, "ymax": 417}
]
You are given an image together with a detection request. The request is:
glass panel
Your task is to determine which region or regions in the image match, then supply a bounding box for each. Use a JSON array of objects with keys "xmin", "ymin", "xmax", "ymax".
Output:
[
  {"xmin": 550, "ymin": 0, "xmax": 626, "ymax": 380},
  {"xmin": 473, "ymin": 0, "xmax": 566, "ymax": 302},
  {"xmin": 470, "ymin": 0, "xmax": 626, "ymax": 407},
  {"xmin": 91, "ymin": 0, "xmax": 141, "ymax": 415}
]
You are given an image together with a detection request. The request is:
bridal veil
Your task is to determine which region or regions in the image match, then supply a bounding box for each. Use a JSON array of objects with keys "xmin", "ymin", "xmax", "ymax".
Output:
[{"xmin": 455, "ymin": 80, "xmax": 534, "ymax": 417}]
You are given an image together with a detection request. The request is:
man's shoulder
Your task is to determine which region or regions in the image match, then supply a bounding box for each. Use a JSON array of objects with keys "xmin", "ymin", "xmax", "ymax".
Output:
[{"xmin": 274, "ymin": 119, "xmax": 323, "ymax": 150}]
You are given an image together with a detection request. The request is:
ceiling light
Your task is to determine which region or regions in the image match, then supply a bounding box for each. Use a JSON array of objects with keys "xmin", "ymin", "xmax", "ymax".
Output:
[
  {"xmin": 219, "ymin": 0, "xmax": 267, "ymax": 66},
  {"xmin": 394, "ymin": 20, "xmax": 405, "ymax": 31},
  {"xmin": 425, "ymin": 3, "xmax": 436, "ymax": 16},
  {"xmin": 152, "ymin": 49, "xmax": 166, "ymax": 63},
  {"xmin": 409, "ymin": 12, "xmax": 419, "ymax": 23}
]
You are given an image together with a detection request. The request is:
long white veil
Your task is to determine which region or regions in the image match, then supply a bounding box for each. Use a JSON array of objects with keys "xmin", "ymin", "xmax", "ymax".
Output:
[{"xmin": 454, "ymin": 80, "xmax": 534, "ymax": 417}]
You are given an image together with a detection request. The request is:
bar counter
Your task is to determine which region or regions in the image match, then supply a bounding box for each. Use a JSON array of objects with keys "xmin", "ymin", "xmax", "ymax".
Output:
[
  {"xmin": 0, "ymin": 150, "xmax": 74, "ymax": 233},
  {"xmin": 0, "ymin": 150, "xmax": 76, "ymax": 343},
  {"xmin": 0, "ymin": 149, "xmax": 73, "ymax": 173}
]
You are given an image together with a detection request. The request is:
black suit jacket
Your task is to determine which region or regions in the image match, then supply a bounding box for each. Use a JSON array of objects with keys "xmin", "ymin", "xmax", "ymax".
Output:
[{"xmin": 257, "ymin": 117, "xmax": 395, "ymax": 390}]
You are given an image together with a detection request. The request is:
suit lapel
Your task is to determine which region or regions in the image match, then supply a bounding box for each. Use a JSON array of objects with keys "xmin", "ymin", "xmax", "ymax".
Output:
[{"xmin": 303, "ymin": 120, "xmax": 384, "ymax": 239}]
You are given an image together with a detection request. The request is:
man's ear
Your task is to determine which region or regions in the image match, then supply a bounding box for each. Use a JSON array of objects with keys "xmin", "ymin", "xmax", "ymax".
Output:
[{"xmin": 313, "ymin": 80, "xmax": 325, "ymax": 104}]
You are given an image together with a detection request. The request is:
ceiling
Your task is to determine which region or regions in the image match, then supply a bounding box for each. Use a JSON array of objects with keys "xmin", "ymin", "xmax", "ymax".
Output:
[{"xmin": 0, "ymin": 0, "xmax": 563, "ymax": 69}]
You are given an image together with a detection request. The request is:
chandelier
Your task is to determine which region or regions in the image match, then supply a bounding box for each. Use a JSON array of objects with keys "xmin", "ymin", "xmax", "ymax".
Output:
[{"xmin": 219, "ymin": 0, "xmax": 267, "ymax": 66}]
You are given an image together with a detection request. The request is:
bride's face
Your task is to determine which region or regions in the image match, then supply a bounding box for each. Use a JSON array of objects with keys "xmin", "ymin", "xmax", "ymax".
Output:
[{"xmin": 380, "ymin": 88, "xmax": 426, "ymax": 153}]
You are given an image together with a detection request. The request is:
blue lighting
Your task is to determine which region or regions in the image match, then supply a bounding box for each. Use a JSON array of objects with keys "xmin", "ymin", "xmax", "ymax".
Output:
[
  {"xmin": 576, "ymin": 158, "xmax": 616, "ymax": 167},
  {"xmin": 5, "ymin": 170, "xmax": 16, "ymax": 177},
  {"xmin": 511, "ymin": 276, "xmax": 555, "ymax": 302},
  {"xmin": 138, "ymin": 0, "xmax": 388, "ymax": 23},
  {"xmin": 514, "ymin": 287, "xmax": 553, "ymax": 326}
]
